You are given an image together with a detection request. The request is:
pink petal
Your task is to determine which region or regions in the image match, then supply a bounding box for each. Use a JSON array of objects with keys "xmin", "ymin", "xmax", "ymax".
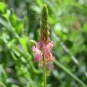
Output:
[
  {"xmin": 37, "ymin": 40, "xmax": 45, "ymax": 50},
  {"xmin": 44, "ymin": 46, "xmax": 51, "ymax": 56},
  {"xmin": 50, "ymin": 41, "xmax": 54, "ymax": 47},
  {"xmin": 34, "ymin": 53, "xmax": 42, "ymax": 62},
  {"xmin": 44, "ymin": 41, "xmax": 54, "ymax": 56},
  {"xmin": 49, "ymin": 56, "xmax": 55, "ymax": 61},
  {"xmin": 47, "ymin": 41, "xmax": 54, "ymax": 48},
  {"xmin": 45, "ymin": 54, "xmax": 55, "ymax": 63},
  {"xmin": 32, "ymin": 46, "xmax": 40, "ymax": 53},
  {"xmin": 32, "ymin": 46, "xmax": 36, "ymax": 52}
]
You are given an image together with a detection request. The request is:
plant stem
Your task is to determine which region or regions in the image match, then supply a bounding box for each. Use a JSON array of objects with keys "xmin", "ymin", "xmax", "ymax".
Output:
[
  {"xmin": 43, "ymin": 67, "xmax": 46, "ymax": 87},
  {"xmin": 54, "ymin": 60, "xmax": 87, "ymax": 87},
  {"xmin": 0, "ymin": 81, "xmax": 7, "ymax": 87}
]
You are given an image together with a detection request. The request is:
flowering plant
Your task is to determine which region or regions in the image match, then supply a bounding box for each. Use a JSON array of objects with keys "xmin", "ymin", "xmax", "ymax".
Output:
[
  {"xmin": 32, "ymin": 4, "xmax": 55, "ymax": 87},
  {"xmin": 32, "ymin": 40, "xmax": 54, "ymax": 70}
]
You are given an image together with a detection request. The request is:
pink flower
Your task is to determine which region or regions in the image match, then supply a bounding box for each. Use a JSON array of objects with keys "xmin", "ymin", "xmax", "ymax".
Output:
[
  {"xmin": 47, "ymin": 41, "xmax": 54, "ymax": 48},
  {"xmin": 32, "ymin": 46, "xmax": 40, "ymax": 53},
  {"xmin": 44, "ymin": 41, "xmax": 54, "ymax": 56},
  {"xmin": 37, "ymin": 40, "xmax": 45, "ymax": 50},
  {"xmin": 32, "ymin": 45, "xmax": 42, "ymax": 62},
  {"xmin": 32, "ymin": 46, "xmax": 37, "ymax": 52},
  {"xmin": 34, "ymin": 53, "xmax": 42, "ymax": 62},
  {"xmin": 32, "ymin": 40, "xmax": 55, "ymax": 66},
  {"xmin": 45, "ymin": 54, "xmax": 55, "ymax": 63}
]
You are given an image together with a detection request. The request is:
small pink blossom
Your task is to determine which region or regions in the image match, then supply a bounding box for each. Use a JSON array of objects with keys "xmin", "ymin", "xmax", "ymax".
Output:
[
  {"xmin": 32, "ymin": 46, "xmax": 36, "ymax": 52},
  {"xmin": 45, "ymin": 54, "xmax": 55, "ymax": 63},
  {"xmin": 32, "ymin": 46, "xmax": 42, "ymax": 62},
  {"xmin": 44, "ymin": 41, "xmax": 54, "ymax": 56},
  {"xmin": 44, "ymin": 47, "xmax": 51, "ymax": 56},
  {"xmin": 37, "ymin": 40, "xmax": 45, "ymax": 50},
  {"xmin": 34, "ymin": 53, "xmax": 42, "ymax": 62},
  {"xmin": 32, "ymin": 40, "xmax": 55, "ymax": 69},
  {"xmin": 47, "ymin": 41, "xmax": 54, "ymax": 48},
  {"xmin": 32, "ymin": 46, "xmax": 40, "ymax": 53}
]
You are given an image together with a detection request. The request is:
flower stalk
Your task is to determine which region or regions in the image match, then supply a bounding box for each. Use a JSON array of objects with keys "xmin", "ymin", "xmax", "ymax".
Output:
[
  {"xmin": 43, "ymin": 66, "xmax": 46, "ymax": 87},
  {"xmin": 0, "ymin": 81, "xmax": 7, "ymax": 87},
  {"xmin": 32, "ymin": 4, "xmax": 55, "ymax": 87}
]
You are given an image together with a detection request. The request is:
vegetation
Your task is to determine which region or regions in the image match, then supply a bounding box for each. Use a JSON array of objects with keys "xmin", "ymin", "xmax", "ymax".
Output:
[{"xmin": 0, "ymin": 0, "xmax": 87, "ymax": 87}]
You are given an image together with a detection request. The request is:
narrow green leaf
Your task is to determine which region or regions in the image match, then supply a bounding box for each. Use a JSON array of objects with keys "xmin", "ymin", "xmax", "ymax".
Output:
[
  {"xmin": 10, "ymin": 13, "xmax": 18, "ymax": 27},
  {"xmin": 54, "ymin": 60, "xmax": 87, "ymax": 87},
  {"xmin": 16, "ymin": 20, "xmax": 23, "ymax": 36},
  {"xmin": 0, "ymin": 2, "xmax": 6, "ymax": 13}
]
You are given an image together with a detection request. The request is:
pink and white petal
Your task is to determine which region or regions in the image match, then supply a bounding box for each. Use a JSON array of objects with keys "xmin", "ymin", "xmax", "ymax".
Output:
[
  {"xmin": 50, "ymin": 41, "xmax": 54, "ymax": 47},
  {"xmin": 37, "ymin": 40, "xmax": 45, "ymax": 50},
  {"xmin": 46, "ymin": 55, "xmax": 55, "ymax": 62},
  {"xmin": 32, "ymin": 46, "xmax": 36, "ymax": 52},
  {"xmin": 47, "ymin": 41, "xmax": 54, "ymax": 49},
  {"xmin": 44, "ymin": 46, "xmax": 51, "ymax": 56},
  {"xmin": 34, "ymin": 53, "xmax": 42, "ymax": 62},
  {"xmin": 32, "ymin": 46, "xmax": 41, "ymax": 54}
]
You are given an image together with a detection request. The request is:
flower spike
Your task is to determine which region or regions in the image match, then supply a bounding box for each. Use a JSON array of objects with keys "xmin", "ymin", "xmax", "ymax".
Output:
[{"xmin": 32, "ymin": 4, "xmax": 55, "ymax": 71}]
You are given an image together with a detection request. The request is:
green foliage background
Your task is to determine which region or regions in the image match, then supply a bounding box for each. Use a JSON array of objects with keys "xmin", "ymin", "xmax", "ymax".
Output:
[{"xmin": 0, "ymin": 0, "xmax": 87, "ymax": 87}]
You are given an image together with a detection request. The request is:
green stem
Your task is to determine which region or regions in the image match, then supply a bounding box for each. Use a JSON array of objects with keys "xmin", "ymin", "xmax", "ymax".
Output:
[
  {"xmin": 0, "ymin": 81, "xmax": 7, "ymax": 87},
  {"xmin": 43, "ymin": 67, "xmax": 46, "ymax": 87},
  {"xmin": 54, "ymin": 60, "xmax": 87, "ymax": 87}
]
